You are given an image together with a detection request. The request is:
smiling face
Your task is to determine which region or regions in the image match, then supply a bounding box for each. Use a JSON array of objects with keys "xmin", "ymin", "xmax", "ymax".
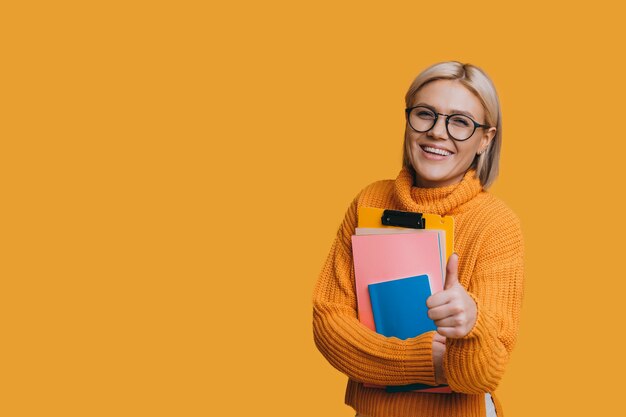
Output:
[{"xmin": 405, "ymin": 79, "xmax": 497, "ymax": 188}]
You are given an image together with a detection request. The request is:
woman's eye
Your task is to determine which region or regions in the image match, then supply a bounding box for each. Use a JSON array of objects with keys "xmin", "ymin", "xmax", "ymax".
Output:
[
  {"xmin": 417, "ymin": 111, "xmax": 435, "ymax": 119},
  {"xmin": 451, "ymin": 117, "xmax": 470, "ymax": 127}
]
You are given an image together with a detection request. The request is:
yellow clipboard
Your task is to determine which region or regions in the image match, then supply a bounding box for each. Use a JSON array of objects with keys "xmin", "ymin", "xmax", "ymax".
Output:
[{"xmin": 357, "ymin": 206, "xmax": 454, "ymax": 261}]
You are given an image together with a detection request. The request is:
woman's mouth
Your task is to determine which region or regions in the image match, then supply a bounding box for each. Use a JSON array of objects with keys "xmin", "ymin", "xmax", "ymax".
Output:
[{"xmin": 419, "ymin": 145, "xmax": 454, "ymax": 158}]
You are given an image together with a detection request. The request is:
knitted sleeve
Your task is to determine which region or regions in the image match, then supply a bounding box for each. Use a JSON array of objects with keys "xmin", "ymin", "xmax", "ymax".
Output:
[
  {"xmin": 312, "ymin": 193, "xmax": 438, "ymax": 386},
  {"xmin": 443, "ymin": 213, "xmax": 525, "ymax": 394}
]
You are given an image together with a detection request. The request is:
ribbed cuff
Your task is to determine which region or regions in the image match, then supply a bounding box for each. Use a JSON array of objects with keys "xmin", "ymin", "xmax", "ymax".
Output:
[{"xmin": 402, "ymin": 330, "xmax": 437, "ymax": 386}]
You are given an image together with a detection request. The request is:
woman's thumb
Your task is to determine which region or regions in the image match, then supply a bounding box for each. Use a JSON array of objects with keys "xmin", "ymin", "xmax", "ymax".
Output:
[{"xmin": 444, "ymin": 253, "xmax": 459, "ymax": 290}]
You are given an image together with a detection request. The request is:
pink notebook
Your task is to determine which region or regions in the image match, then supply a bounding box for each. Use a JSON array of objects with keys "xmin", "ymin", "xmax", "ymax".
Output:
[{"xmin": 351, "ymin": 231, "xmax": 444, "ymax": 332}]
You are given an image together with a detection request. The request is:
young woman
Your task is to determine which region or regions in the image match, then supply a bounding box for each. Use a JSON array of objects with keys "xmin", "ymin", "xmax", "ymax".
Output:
[{"xmin": 312, "ymin": 61, "xmax": 524, "ymax": 417}]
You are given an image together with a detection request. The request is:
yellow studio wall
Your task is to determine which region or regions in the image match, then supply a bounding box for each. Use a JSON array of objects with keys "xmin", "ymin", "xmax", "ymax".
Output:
[{"xmin": 1, "ymin": 1, "xmax": 624, "ymax": 416}]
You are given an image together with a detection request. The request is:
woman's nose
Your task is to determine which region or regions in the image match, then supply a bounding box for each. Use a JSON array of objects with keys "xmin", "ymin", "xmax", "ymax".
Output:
[{"xmin": 428, "ymin": 116, "xmax": 449, "ymax": 140}]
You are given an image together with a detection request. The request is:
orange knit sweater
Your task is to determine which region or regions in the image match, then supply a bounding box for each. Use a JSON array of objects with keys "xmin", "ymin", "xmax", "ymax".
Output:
[{"xmin": 312, "ymin": 167, "xmax": 524, "ymax": 417}]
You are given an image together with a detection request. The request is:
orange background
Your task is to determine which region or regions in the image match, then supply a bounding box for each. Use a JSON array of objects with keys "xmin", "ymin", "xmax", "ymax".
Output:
[{"xmin": 1, "ymin": 1, "xmax": 625, "ymax": 415}]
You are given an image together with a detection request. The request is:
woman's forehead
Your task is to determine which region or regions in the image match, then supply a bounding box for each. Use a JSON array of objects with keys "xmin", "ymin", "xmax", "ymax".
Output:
[{"xmin": 413, "ymin": 79, "xmax": 483, "ymax": 119}]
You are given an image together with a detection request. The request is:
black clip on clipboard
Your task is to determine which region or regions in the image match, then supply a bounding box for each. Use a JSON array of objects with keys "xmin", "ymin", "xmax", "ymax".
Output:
[{"xmin": 381, "ymin": 209, "xmax": 425, "ymax": 229}]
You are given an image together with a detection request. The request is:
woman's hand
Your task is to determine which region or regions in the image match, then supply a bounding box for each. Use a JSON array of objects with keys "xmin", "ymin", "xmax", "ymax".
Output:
[
  {"xmin": 432, "ymin": 332, "xmax": 448, "ymax": 385},
  {"xmin": 427, "ymin": 253, "xmax": 477, "ymax": 338}
]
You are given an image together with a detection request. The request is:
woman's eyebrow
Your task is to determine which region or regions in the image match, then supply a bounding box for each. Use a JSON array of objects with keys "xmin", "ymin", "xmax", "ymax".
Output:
[
  {"xmin": 414, "ymin": 102, "xmax": 477, "ymax": 120},
  {"xmin": 450, "ymin": 109, "xmax": 477, "ymax": 119}
]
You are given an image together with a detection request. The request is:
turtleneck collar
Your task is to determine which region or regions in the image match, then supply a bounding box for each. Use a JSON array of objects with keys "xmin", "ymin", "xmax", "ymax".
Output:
[{"xmin": 393, "ymin": 166, "xmax": 483, "ymax": 215}]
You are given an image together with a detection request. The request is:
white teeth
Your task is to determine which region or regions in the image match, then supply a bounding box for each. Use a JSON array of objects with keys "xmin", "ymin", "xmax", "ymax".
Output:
[{"xmin": 422, "ymin": 146, "xmax": 452, "ymax": 156}]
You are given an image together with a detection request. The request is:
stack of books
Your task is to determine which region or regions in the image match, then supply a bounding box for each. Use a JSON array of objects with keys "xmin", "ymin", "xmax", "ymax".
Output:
[{"xmin": 352, "ymin": 207, "xmax": 454, "ymax": 393}]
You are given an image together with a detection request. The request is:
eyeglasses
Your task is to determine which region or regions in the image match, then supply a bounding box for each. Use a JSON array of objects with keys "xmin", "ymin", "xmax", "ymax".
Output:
[{"xmin": 405, "ymin": 105, "xmax": 491, "ymax": 141}]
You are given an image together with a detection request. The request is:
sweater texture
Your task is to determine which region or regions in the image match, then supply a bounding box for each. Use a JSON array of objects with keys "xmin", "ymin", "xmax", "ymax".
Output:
[{"xmin": 312, "ymin": 166, "xmax": 524, "ymax": 417}]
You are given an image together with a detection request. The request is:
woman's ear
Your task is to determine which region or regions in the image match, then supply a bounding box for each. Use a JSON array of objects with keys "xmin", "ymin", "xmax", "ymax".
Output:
[{"xmin": 478, "ymin": 126, "xmax": 497, "ymax": 154}]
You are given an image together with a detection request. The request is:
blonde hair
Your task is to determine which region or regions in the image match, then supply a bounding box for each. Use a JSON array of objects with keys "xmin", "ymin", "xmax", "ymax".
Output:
[{"xmin": 402, "ymin": 61, "xmax": 502, "ymax": 188}]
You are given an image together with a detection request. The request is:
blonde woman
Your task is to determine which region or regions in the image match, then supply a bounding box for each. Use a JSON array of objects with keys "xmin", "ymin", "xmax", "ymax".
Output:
[{"xmin": 313, "ymin": 61, "xmax": 524, "ymax": 417}]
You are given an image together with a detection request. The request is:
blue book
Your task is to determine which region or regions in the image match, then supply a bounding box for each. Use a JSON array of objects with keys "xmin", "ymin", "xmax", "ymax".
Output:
[{"xmin": 368, "ymin": 274, "xmax": 437, "ymax": 340}]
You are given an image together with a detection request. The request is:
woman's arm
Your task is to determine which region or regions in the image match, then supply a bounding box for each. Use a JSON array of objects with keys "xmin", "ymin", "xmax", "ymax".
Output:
[
  {"xmin": 312, "ymin": 194, "xmax": 438, "ymax": 387},
  {"xmin": 442, "ymin": 217, "xmax": 525, "ymax": 393}
]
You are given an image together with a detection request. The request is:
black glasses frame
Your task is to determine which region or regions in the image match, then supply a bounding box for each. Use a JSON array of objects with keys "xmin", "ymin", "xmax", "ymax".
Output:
[{"xmin": 405, "ymin": 105, "xmax": 491, "ymax": 141}]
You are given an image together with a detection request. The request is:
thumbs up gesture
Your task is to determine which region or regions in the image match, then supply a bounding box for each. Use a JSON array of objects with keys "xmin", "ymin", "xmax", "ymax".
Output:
[{"xmin": 426, "ymin": 253, "xmax": 477, "ymax": 339}]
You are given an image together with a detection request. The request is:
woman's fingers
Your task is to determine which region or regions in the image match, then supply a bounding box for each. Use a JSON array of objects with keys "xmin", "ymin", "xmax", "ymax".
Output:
[
  {"xmin": 436, "ymin": 326, "xmax": 466, "ymax": 339},
  {"xmin": 427, "ymin": 301, "xmax": 462, "ymax": 321},
  {"xmin": 426, "ymin": 290, "xmax": 453, "ymax": 309},
  {"xmin": 428, "ymin": 293, "xmax": 475, "ymax": 338},
  {"xmin": 432, "ymin": 332, "xmax": 446, "ymax": 344},
  {"xmin": 433, "ymin": 315, "xmax": 468, "ymax": 328}
]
